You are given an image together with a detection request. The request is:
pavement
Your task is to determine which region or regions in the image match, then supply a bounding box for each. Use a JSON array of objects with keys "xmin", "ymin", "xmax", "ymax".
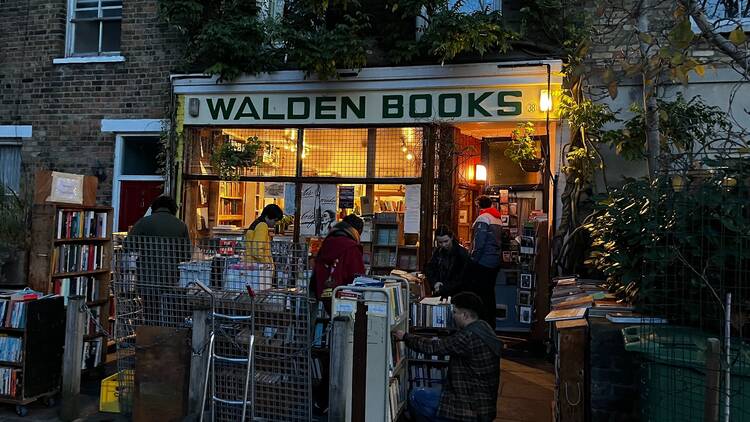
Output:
[{"xmin": 0, "ymin": 353, "xmax": 554, "ymax": 421}]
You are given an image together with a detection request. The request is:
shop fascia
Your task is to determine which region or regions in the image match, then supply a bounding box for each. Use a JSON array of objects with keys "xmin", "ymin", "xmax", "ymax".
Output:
[{"xmin": 177, "ymin": 61, "xmax": 563, "ymax": 126}]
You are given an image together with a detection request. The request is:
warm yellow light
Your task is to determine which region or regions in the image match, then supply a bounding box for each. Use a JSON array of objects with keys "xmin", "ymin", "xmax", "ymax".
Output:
[
  {"xmin": 475, "ymin": 164, "xmax": 487, "ymax": 183},
  {"xmin": 540, "ymin": 89, "xmax": 552, "ymax": 112},
  {"xmin": 406, "ymin": 152, "xmax": 414, "ymax": 161},
  {"xmin": 401, "ymin": 145, "xmax": 408, "ymax": 153},
  {"xmin": 301, "ymin": 151, "xmax": 306, "ymax": 159},
  {"xmin": 291, "ymin": 145, "xmax": 296, "ymax": 152}
]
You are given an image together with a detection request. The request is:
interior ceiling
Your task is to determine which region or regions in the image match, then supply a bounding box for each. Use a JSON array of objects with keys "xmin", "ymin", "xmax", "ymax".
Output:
[{"xmin": 453, "ymin": 122, "xmax": 514, "ymax": 139}]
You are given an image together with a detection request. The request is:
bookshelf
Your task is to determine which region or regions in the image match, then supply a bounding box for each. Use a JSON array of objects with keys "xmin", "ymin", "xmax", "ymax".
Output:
[
  {"xmin": 371, "ymin": 213, "xmax": 403, "ymax": 275},
  {"xmin": 0, "ymin": 294, "xmax": 65, "ymax": 416},
  {"xmin": 29, "ymin": 204, "xmax": 113, "ymax": 372},
  {"xmin": 218, "ymin": 181, "xmax": 245, "ymax": 226},
  {"xmin": 330, "ymin": 277, "xmax": 409, "ymax": 422},
  {"xmin": 408, "ymin": 297, "xmax": 454, "ymax": 391}
]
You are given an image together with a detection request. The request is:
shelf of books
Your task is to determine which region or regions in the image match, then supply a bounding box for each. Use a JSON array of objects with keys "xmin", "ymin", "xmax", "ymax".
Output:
[
  {"xmin": 371, "ymin": 213, "xmax": 404, "ymax": 275},
  {"xmin": 218, "ymin": 181, "xmax": 244, "ymax": 226},
  {"xmin": 0, "ymin": 292, "xmax": 64, "ymax": 413},
  {"xmin": 408, "ymin": 297, "xmax": 454, "ymax": 392},
  {"xmin": 330, "ymin": 277, "xmax": 408, "ymax": 422},
  {"xmin": 29, "ymin": 204, "xmax": 113, "ymax": 373}
]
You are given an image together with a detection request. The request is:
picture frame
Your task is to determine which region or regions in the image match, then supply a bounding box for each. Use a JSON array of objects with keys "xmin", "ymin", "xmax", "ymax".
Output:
[
  {"xmin": 519, "ymin": 306, "xmax": 532, "ymax": 324},
  {"xmin": 518, "ymin": 290, "xmax": 532, "ymax": 306},
  {"xmin": 520, "ymin": 273, "xmax": 534, "ymax": 289}
]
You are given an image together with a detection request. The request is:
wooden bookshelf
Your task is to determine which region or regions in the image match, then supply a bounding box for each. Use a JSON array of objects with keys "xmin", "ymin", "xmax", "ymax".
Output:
[
  {"xmin": 29, "ymin": 204, "xmax": 113, "ymax": 373},
  {"xmin": 217, "ymin": 181, "xmax": 245, "ymax": 226}
]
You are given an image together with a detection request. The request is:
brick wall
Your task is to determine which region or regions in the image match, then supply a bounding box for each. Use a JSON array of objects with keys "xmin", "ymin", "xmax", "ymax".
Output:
[{"xmin": 0, "ymin": 0, "xmax": 182, "ymax": 203}]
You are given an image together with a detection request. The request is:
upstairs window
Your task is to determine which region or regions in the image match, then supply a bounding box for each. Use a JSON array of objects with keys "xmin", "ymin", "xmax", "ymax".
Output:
[
  {"xmin": 257, "ymin": 0, "xmax": 284, "ymax": 19},
  {"xmin": 66, "ymin": 0, "xmax": 122, "ymax": 56},
  {"xmin": 697, "ymin": 0, "xmax": 750, "ymax": 31}
]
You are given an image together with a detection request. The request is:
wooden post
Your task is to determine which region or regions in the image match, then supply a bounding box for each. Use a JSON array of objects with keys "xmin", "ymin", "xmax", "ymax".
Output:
[
  {"xmin": 704, "ymin": 338, "xmax": 721, "ymax": 422},
  {"xmin": 329, "ymin": 315, "xmax": 353, "ymax": 422},
  {"xmin": 60, "ymin": 296, "xmax": 86, "ymax": 421},
  {"xmin": 188, "ymin": 309, "xmax": 209, "ymax": 416}
]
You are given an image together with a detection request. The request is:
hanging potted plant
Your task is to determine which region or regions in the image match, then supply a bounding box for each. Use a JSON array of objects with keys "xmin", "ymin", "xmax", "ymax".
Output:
[
  {"xmin": 505, "ymin": 122, "xmax": 543, "ymax": 172},
  {"xmin": 211, "ymin": 136, "xmax": 263, "ymax": 180}
]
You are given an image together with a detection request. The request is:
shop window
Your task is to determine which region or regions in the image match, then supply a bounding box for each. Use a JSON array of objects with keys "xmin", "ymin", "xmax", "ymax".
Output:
[
  {"xmin": 375, "ymin": 128, "xmax": 423, "ymax": 178},
  {"xmin": 66, "ymin": 0, "xmax": 122, "ymax": 56},
  {"xmin": 187, "ymin": 128, "xmax": 297, "ymax": 178},
  {"xmin": 122, "ymin": 136, "xmax": 161, "ymax": 176},
  {"xmin": 486, "ymin": 139, "xmax": 542, "ymax": 186},
  {"xmin": 0, "ymin": 144, "xmax": 21, "ymax": 193},
  {"xmin": 697, "ymin": 1, "xmax": 750, "ymax": 31},
  {"xmin": 302, "ymin": 129, "xmax": 369, "ymax": 178},
  {"xmin": 257, "ymin": 0, "xmax": 285, "ymax": 19}
]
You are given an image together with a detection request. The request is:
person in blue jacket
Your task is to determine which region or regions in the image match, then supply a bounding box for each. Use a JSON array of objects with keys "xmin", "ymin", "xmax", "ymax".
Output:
[{"xmin": 469, "ymin": 195, "xmax": 503, "ymax": 327}]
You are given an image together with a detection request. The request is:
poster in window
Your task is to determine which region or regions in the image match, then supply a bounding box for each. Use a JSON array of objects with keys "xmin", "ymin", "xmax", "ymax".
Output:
[
  {"xmin": 404, "ymin": 185, "xmax": 421, "ymax": 234},
  {"xmin": 264, "ymin": 182, "xmax": 285, "ymax": 198},
  {"xmin": 338, "ymin": 186, "xmax": 355, "ymax": 210},
  {"xmin": 284, "ymin": 183, "xmax": 296, "ymax": 215},
  {"xmin": 300, "ymin": 184, "xmax": 337, "ymax": 236}
]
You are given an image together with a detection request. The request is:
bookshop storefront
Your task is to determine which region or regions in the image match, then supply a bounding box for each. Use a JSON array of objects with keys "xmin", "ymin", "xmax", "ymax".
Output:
[{"xmin": 172, "ymin": 61, "xmax": 563, "ymax": 277}]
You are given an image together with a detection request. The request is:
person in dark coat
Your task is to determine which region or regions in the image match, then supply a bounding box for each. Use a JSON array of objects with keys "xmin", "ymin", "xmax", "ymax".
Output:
[
  {"xmin": 395, "ymin": 292, "xmax": 502, "ymax": 422},
  {"xmin": 126, "ymin": 195, "xmax": 191, "ymax": 323},
  {"xmin": 425, "ymin": 225, "xmax": 469, "ymax": 298},
  {"xmin": 470, "ymin": 195, "xmax": 503, "ymax": 327},
  {"xmin": 312, "ymin": 214, "xmax": 366, "ymax": 312}
]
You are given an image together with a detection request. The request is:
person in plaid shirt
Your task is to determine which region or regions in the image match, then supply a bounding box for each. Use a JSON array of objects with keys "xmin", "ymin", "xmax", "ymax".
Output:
[{"xmin": 394, "ymin": 292, "xmax": 502, "ymax": 422}]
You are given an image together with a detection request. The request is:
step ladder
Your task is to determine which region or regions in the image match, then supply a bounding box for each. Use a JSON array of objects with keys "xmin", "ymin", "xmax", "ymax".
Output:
[{"xmin": 192, "ymin": 282, "xmax": 256, "ymax": 422}]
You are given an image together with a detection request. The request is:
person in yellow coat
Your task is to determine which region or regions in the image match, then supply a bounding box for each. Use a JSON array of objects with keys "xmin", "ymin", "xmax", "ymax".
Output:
[{"xmin": 244, "ymin": 204, "xmax": 283, "ymax": 265}]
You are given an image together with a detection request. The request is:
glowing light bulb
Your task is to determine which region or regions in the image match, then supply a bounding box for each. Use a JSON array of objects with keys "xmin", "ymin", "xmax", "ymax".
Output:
[
  {"xmin": 406, "ymin": 152, "xmax": 414, "ymax": 161},
  {"xmin": 401, "ymin": 145, "xmax": 408, "ymax": 153}
]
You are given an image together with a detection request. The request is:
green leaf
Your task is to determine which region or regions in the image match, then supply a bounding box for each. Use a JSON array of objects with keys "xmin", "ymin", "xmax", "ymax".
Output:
[
  {"xmin": 638, "ymin": 32, "xmax": 653, "ymax": 45},
  {"xmin": 729, "ymin": 26, "xmax": 747, "ymax": 45},
  {"xmin": 669, "ymin": 18, "xmax": 694, "ymax": 49}
]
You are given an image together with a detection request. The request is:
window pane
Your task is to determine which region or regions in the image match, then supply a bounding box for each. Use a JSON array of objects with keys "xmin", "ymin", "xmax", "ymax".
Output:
[
  {"xmin": 74, "ymin": 9, "xmax": 98, "ymax": 19},
  {"xmin": 122, "ymin": 136, "xmax": 161, "ymax": 176},
  {"xmin": 101, "ymin": 20, "xmax": 121, "ymax": 51},
  {"xmin": 303, "ymin": 129, "xmax": 368, "ymax": 178},
  {"xmin": 0, "ymin": 145, "xmax": 21, "ymax": 193},
  {"xmin": 102, "ymin": 7, "xmax": 122, "ymax": 17},
  {"xmin": 374, "ymin": 128, "xmax": 423, "ymax": 178},
  {"xmin": 73, "ymin": 21, "xmax": 99, "ymax": 54},
  {"xmin": 75, "ymin": 0, "xmax": 99, "ymax": 9},
  {"xmin": 101, "ymin": 0, "xmax": 122, "ymax": 7}
]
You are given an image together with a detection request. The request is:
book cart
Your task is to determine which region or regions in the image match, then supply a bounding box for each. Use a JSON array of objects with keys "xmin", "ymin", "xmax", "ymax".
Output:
[
  {"xmin": 29, "ymin": 203, "xmax": 113, "ymax": 373},
  {"xmin": 0, "ymin": 294, "xmax": 65, "ymax": 417},
  {"xmin": 329, "ymin": 277, "xmax": 409, "ymax": 422}
]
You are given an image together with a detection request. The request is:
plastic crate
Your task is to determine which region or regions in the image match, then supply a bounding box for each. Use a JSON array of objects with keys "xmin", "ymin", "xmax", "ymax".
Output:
[
  {"xmin": 100, "ymin": 370, "xmax": 131, "ymax": 413},
  {"xmin": 224, "ymin": 264, "xmax": 273, "ymax": 291},
  {"xmin": 178, "ymin": 260, "xmax": 212, "ymax": 287}
]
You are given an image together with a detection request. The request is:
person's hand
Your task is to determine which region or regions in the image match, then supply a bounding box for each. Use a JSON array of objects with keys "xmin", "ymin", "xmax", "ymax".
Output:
[
  {"xmin": 433, "ymin": 282, "xmax": 443, "ymax": 295},
  {"xmin": 393, "ymin": 329, "xmax": 406, "ymax": 341}
]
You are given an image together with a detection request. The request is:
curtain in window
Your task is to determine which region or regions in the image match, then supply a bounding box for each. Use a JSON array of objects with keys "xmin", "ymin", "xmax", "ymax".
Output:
[{"xmin": 0, "ymin": 145, "xmax": 21, "ymax": 193}]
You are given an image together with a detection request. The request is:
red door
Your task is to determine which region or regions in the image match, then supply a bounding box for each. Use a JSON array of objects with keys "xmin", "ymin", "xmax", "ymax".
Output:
[{"xmin": 118, "ymin": 181, "xmax": 164, "ymax": 232}]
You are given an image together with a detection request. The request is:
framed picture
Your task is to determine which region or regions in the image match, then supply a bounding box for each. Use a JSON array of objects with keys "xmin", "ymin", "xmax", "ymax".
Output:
[
  {"xmin": 520, "ymin": 273, "xmax": 534, "ymax": 289},
  {"xmin": 502, "ymin": 251, "xmax": 512, "ymax": 263},
  {"xmin": 500, "ymin": 215, "xmax": 510, "ymax": 226},
  {"xmin": 519, "ymin": 306, "xmax": 532, "ymax": 324},
  {"xmin": 518, "ymin": 290, "xmax": 532, "ymax": 306}
]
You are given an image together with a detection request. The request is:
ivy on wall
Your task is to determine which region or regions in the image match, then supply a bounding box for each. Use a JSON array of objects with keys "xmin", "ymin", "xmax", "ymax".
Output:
[{"xmin": 158, "ymin": 0, "xmax": 518, "ymax": 80}]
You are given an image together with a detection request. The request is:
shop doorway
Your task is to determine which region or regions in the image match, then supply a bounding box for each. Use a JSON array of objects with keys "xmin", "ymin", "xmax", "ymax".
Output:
[{"xmin": 118, "ymin": 181, "xmax": 164, "ymax": 232}]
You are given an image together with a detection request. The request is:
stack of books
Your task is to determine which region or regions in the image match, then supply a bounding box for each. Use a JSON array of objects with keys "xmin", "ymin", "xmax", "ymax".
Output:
[
  {"xmin": 82, "ymin": 338, "xmax": 103, "ymax": 370},
  {"xmin": 0, "ymin": 368, "xmax": 20, "ymax": 397},
  {"xmin": 0, "ymin": 336, "xmax": 22, "ymax": 363},
  {"xmin": 56, "ymin": 210, "xmax": 108, "ymax": 239},
  {"xmin": 409, "ymin": 297, "xmax": 453, "ymax": 328},
  {"xmin": 53, "ymin": 276, "xmax": 100, "ymax": 303}
]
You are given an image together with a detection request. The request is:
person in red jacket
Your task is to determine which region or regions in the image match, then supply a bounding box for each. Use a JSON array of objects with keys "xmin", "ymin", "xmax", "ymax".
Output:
[
  {"xmin": 312, "ymin": 214, "xmax": 366, "ymax": 313},
  {"xmin": 310, "ymin": 213, "xmax": 365, "ymax": 415}
]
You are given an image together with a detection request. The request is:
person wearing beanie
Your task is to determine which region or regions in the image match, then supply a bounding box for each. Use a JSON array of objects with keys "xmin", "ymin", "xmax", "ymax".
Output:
[{"xmin": 394, "ymin": 292, "xmax": 502, "ymax": 422}]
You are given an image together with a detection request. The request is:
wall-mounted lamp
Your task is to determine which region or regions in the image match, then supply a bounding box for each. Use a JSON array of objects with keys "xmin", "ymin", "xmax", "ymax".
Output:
[
  {"xmin": 539, "ymin": 89, "xmax": 552, "ymax": 112},
  {"xmin": 188, "ymin": 98, "xmax": 200, "ymax": 117},
  {"xmin": 475, "ymin": 164, "xmax": 487, "ymax": 183}
]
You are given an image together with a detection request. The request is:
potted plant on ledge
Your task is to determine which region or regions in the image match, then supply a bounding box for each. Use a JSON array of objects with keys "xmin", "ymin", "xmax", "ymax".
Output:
[
  {"xmin": 211, "ymin": 136, "xmax": 264, "ymax": 180},
  {"xmin": 505, "ymin": 122, "xmax": 543, "ymax": 172}
]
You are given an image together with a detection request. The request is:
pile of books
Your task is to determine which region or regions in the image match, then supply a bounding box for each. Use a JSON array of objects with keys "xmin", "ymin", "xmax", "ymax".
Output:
[
  {"xmin": 0, "ymin": 290, "xmax": 43, "ymax": 329},
  {"xmin": 0, "ymin": 368, "xmax": 20, "ymax": 397},
  {"xmin": 545, "ymin": 276, "xmax": 636, "ymax": 322},
  {"xmin": 388, "ymin": 335, "xmax": 407, "ymax": 377},
  {"xmin": 386, "ymin": 376, "xmax": 407, "ymax": 422},
  {"xmin": 56, "ymin": 210, "xmax": 108, "ymax": 239}
]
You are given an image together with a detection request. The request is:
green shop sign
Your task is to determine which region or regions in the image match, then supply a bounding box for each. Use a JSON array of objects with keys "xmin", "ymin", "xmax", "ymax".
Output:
[{"xmin": 184, "ymin": 88, "xmax": 549, "ymax": 125}]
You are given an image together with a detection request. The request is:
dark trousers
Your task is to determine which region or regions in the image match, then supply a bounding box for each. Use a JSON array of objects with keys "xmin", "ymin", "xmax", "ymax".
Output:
[{"xmin": 468, "ymin": 263, "xmax": 499, "ymax": 328}]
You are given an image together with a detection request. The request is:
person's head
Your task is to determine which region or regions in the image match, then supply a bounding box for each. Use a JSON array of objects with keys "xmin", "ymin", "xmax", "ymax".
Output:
[
  {"xmin": 260, "ymin": 204, "xmax": 283, "ymax": 227},
  {"xmin": 476, "ymin": 195, "xmax": 493, "ymax": 209},
  {"xmin": 434, "ymin": 224, "xmax": 454, "ymax": 251},
  {"xmin": 451, "ymin": 292, "xmax": 484, "ymax": 328},
  {"xmin": 321, "ymin": 210, "xmax": 335, "ymax": 226},
  {"xmin": 342, "ymin": 214, "xmax": 364, "ymax": 234},
  {"xmin": 151, "ymin": 195, "xmax": 178, "ymax": 215}
]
